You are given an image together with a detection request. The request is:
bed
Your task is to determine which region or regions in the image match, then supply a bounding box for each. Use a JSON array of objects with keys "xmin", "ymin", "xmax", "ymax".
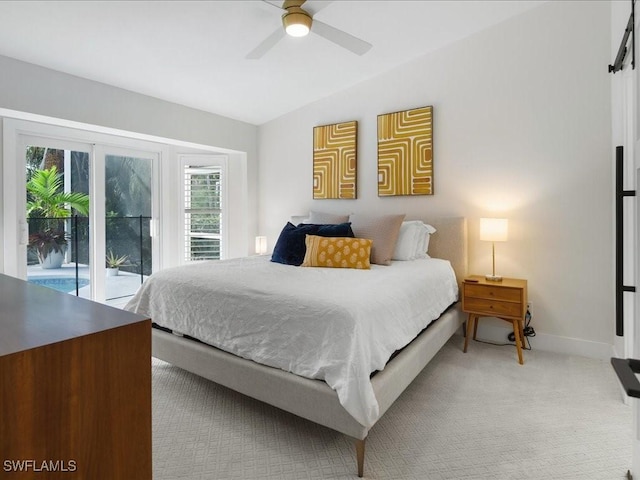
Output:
[{"xmin": 125, "ymin": 216, "xmax": 467, "ymax": 477}]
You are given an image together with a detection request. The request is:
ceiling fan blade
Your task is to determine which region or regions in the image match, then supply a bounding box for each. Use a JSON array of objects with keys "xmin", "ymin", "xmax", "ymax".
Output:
[
  {"xmin": 260, "ymin": 0, "xmax": 285, "ymax": 12},
  {"xmin": 246, "ymin": 27, "xmax": 286, "ymax": 59},
  {"xmin": 311, "ymin": 19, "xmax": 372, "ymax": 56},
  {"xmin": 304, "ymin": 1, "xmax": 333, "ymax": 16},
  {"xmin": 262, "ymin": 0, "xmax": 332, "ymax": 15}
]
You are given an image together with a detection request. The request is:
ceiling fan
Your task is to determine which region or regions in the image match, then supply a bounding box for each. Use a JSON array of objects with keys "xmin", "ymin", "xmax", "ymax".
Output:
[{"xmin": 247, "ymin": 0, "xmax": 372, "ymax": 59}]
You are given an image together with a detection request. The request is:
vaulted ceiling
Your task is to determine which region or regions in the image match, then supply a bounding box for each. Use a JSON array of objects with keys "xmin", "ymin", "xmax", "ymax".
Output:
[{"xmin": 0, "ymin": 1, "xmax": 545, "ymax": 125}]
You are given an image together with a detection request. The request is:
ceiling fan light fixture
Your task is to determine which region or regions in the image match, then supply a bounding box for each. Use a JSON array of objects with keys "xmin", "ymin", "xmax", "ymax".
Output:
[
  {"xmin": 283, "ymin": 10, "xmax": 311, "ymax": 37},
  {"xmin": 246, "ymin": 0, "xmax": 372, "ymax": 59}
]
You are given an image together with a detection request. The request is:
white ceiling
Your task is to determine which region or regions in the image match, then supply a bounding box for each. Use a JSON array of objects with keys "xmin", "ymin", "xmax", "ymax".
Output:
[{"xmin": 0, "ymin": 1, "xmax": 545, "ymax": 125}]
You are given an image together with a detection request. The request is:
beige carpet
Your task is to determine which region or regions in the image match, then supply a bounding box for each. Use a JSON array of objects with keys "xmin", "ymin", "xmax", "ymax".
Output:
[{"xmin": 152, "ymin": 335, "xmax": 632, "ymax": 479}]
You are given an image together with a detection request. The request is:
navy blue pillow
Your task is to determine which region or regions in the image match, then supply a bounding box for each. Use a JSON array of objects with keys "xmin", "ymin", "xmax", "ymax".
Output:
[{"xmin": 271, "ymin": 222, "xmax": 355, "ymax": 266}]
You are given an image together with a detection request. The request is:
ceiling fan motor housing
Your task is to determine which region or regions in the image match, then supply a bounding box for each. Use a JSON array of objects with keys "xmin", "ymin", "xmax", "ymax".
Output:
[
  {"xmin": 282, "ymin": 1, "xmax": 312, "ymax": 37},
  {"xmin": 282, "ymin": 0, "xmax": 306, "ymax": 9}
]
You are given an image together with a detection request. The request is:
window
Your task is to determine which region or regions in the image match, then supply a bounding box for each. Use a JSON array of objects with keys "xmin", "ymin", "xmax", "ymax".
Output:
[
  {"xmin": 183, "ymin": 156, "xmax": 227, "ymax": 262},
  {"xmin": 3, "ymin": 118, "xmax": 242, "ymax": 293}
]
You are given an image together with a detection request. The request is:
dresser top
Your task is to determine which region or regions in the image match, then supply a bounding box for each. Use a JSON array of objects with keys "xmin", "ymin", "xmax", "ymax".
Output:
[
  {"xmin": 463, "ymin": 275, "xmax": 527, "ymax": 289},
  {"xmin": 0, "ymin": 274, "xmax": 149, "ymax": 356}
]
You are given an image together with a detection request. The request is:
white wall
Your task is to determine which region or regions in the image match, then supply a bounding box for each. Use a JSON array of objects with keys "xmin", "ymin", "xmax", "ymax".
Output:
[
  {"xmin": 258, "ymin": 1, "xmax": 613, "ymax": 357},
  {"xmin": 0, "ymin": 54, "xmax": 258, "ymax": 264}
]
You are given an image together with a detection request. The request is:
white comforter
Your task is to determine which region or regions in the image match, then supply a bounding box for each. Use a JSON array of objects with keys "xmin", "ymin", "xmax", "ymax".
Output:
[{"xmin": 125, "ymin": 256, "xmax": 458, "ymax": 427}]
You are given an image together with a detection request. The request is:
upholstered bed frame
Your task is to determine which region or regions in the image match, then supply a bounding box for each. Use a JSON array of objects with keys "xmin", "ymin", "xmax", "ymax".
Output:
[{"xmin": 151, "ymin": 217, "xmax": 467, "ymax": 477}]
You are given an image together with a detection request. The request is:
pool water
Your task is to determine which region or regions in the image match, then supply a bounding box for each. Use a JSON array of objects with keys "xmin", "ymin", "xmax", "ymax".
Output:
[{"xmin": 28, "ymin": 277, "xmax": 90, "ymax": 293}]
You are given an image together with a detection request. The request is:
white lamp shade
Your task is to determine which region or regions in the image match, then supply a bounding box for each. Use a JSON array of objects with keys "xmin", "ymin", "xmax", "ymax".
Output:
[
  {"xmin": 479, "ymin": 218, "xmax": 508, "ymax": 242},
  {"xmin": 255, "ymin": 236, "xmax": 267, "ymax": 255}
]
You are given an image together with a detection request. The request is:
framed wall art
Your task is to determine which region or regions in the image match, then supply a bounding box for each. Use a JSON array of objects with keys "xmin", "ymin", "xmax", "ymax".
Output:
[
  {"xmin": 377, "ymin": 106, "xmax": 433, "ymax": 196},
  {"xmin": 313, "ymin": 120, "xmax": 357, "ymax": 199}
]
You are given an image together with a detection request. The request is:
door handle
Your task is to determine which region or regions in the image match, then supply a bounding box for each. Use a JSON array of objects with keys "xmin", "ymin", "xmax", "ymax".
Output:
[{"xmin": 611, "ymin": 357, "xmax": 640, "ymax": 398}]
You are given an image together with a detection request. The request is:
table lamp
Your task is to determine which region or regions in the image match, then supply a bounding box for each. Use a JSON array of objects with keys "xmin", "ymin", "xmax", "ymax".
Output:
[
  {"xmin": 479, "ymin": 218, "xmax": 508, "ymax": 281},
  {"xmin": 255, "ymin": 236, "xmax": 267, "ymax": 255}
]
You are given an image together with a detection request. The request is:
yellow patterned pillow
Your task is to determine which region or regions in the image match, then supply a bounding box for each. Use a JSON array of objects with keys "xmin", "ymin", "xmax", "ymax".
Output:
[{"xmin": 301, "ymin": 235, "xmax": 372, "ymax": 269}]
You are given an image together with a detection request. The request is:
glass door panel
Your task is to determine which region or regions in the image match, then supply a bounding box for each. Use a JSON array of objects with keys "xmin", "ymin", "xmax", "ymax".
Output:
[
  {"xmin": 104, "ymin": 153, "xmax": 154, "ymax": 306},
  {"xmin": 25, "ymin": 144, "xmax": 91, "ymax": 297}
]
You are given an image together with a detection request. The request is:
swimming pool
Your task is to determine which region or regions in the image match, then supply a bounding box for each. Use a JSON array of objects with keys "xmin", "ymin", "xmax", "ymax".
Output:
[{"xmin": 28, "ymin": 277, "xmax": 90, "ymax": 293}]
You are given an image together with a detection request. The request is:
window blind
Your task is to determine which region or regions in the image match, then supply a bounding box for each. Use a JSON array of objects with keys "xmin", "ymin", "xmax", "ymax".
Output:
[{"xmin": 184, "ymin": 165, "xmax": 222, "ymax": 261}]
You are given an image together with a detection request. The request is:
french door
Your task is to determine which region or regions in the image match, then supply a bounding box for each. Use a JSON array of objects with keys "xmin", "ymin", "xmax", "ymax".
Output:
[
  {"xmin": 16, "ymin": 134, "xmax": 158, "ymax": 305},
  {"xmin": 96, "ymin": 145, "xmax": 158, "ymax": 306},
  {"xmin": 96, "ymin": 146, "xmax": 158, "ymax": 305}
]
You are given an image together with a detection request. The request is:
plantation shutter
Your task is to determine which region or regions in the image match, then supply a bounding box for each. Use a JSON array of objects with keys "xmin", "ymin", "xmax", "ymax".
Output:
[{"xmin": 184, "ymin": 165, "xmax": 222, "ymax": 261}]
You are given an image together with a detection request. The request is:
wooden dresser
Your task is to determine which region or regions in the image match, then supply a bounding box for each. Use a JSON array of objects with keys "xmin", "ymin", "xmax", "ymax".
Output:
[{"xmin": 0, "ymin": 274, "xmax": 151, "ymax": 480}]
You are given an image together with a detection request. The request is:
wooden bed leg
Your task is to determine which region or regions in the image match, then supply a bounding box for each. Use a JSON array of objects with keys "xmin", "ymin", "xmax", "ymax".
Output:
[{"xmin": 355, "ymin": 439, "xmax": 366, "ymax": 478}]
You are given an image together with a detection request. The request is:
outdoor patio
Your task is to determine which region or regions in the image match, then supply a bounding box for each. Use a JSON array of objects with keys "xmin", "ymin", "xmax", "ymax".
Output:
[{"xmin": 27, "ymin": 263, "xmax": 146, "ymax": 308}]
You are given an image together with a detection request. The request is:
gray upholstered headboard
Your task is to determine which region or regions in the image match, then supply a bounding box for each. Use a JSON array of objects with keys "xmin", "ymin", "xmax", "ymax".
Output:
[{"xmin": 425, "ymin": 217, "xmax": 468, "ymax": 284}]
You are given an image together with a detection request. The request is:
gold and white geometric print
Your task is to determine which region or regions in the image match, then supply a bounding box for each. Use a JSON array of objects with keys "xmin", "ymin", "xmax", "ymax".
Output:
[{"xmin": 378, "ymin": 106, "xmax": 433, "ymax": 196}]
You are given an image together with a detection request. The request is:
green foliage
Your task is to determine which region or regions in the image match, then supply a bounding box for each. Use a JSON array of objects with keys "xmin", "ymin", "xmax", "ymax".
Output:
[
  {"xmin": 104, "ymin": 156, "xmax": 152, "ymax": 274},
  {"xmin": 25, "ymin": 146, "xmax": 46, "ymax": 174},
  {"xmin": 105, "ymin": 156, "xmax": 151, "ymax": 216},
  {"xmin": 106, "ymin": 249, "xmax": 130, "ymax": 268},
  {"xmin": 26, "ymin": 166, "xmax": 90, "ymax": 219},
  {"xmin": 26, "ymin": 166, "xmax": 89, "ymax": 262},
  {"xmin": 24, "ymin": 151, "xmax": 155, "ymax": 274}
]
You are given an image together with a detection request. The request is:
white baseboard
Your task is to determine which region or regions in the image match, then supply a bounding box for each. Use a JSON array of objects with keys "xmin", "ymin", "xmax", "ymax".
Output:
[{"xmin": 469, "ymin": 322, "xmax": 614, "ymax": 361}]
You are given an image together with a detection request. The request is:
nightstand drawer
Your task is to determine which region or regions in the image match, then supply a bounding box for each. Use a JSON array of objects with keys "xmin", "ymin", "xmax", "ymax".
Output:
[
  {"xmin": 464, "ymin": 297, "xmax": 522, "ymax": 318},
  {"xmin": 464, "ymin": 283, "xmax": 522, "ymax": 302}
]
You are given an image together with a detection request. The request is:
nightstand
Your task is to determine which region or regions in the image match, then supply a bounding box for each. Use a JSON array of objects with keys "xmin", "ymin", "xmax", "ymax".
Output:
[{"xmin": 462, "ymin": 275, "xmax": 528, "ymax": 364}]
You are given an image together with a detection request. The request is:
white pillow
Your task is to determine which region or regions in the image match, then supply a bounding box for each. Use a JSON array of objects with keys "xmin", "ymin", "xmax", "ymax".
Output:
[
  {"xmin": 393, "ymin": 221, "xmax": 436, "ymax": 260},
  {"xmin": 393, "ymin": 221, "xmax": 424, "ymax": 260},
  {"xmin": 290, "ymin": 215, "xmax": 309, "ymax": 225},
  {"xmin": 414, "ymin": 223, "xmax": 436, "ymax": 259}
]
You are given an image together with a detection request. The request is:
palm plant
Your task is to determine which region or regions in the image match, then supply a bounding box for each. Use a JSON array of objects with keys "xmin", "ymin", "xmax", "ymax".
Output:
[
  {"xmin": 26, "ymin": 166, "xmax": 90, "ymax": 265},
  {"xmin": 27, "ymin": 166, "xmax": 89, "ymax": 219}
]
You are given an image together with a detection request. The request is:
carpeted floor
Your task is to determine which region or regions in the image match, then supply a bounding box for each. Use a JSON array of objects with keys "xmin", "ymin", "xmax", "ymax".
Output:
[{"xmin": 152, "ymin": 334, "xmax": 632, "ymax": 479}]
